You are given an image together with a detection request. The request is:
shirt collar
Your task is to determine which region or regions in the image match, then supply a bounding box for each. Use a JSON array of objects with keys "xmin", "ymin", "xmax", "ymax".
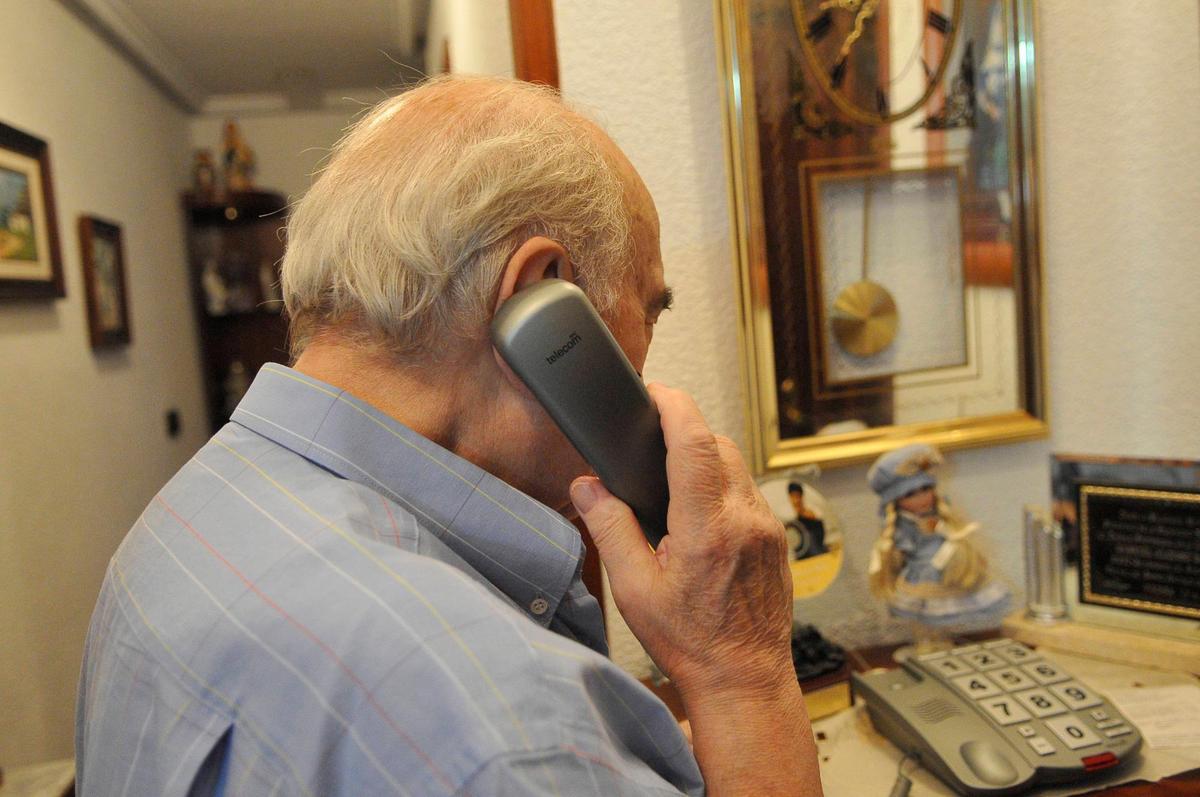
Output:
[{"xmin": 230, "ymin": 363, "xmax": 584, "ymax": 627}]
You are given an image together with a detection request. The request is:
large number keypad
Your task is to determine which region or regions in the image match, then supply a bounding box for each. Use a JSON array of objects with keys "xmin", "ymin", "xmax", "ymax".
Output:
[{"xmin": 914, "ymin": 640, "xmax": 1136, "ymax": 761}]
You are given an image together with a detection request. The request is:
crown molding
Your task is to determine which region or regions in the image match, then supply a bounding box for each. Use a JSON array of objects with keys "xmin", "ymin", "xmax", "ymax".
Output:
[
  {"xmin": 198, "ymin": 88, "xmax": 386, "ymax": 117},
  {"xmin": 59, "ymin": 0, "xmax": 208, "ymax": 111},
  {"xmin": 201, "ymin": 93, "xmax": 291, "ymax": 115}
]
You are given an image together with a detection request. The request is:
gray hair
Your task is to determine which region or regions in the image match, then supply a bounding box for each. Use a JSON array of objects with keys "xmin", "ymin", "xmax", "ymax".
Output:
[{"xmin": 281, "ymin": 75, "xmax": 635, "ymax": 360}]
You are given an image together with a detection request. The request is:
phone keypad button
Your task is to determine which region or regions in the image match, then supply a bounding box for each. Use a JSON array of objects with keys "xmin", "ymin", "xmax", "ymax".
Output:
[
  {"xmin": 928, "ymin": 656, "xmax": 972, "ymax": 678},
  {"xmin": 952, "ymin": 673, "xmax": 1003, "ymax": 700},
  {"xmin": 1096, "ymin": 718, "xmax": 1124, "ymax": 730},
  {"xmin": 1044, "ymin": 715, "xmax": 1102, "ymax": 750},
  {"xmin": 995, "ymin": 642, "xmax": 1036, "ymax": 664},
  {"xmin": 1017, "ymin": 724, "xmax": 1037, "ymax": 738},
  {"xmin": 1105, "ymin": 725, "xmax": 1134, "ymax": 738},
  {"xmin": 1050, "ymin": 681, "xmax": 1103, "ymax": 710},
  {"xmin": 1014, "ymin": 688, "xmax": 1068, "ymax": 718},
  {"xmin": 1090, "ymin": 709, "xmax": 1110, "ymax": 722},
  {"xmin": 962, "ymin": 650, "xmax": 1006, "ymax": 671},
  {"xmin": 980, "ymin": 696, "xmax": 1032, "ymax": 726},
  {"xmin": 1027, "ymin": 736, "xmax": 1056, "ymax": 756},
  {"xmin": 992, "ymin": 667, "xmax": 1037, "ymax": 691},
  {"xmin": 1022, "ymin": 660, "xmax": 1070, "ymax": 685}
]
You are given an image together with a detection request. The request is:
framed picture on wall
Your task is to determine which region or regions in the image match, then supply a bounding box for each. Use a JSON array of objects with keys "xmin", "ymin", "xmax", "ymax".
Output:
[
  {"xmin": 0, "ymin": 121, "xmax": 64, "ymax": 299},
  {"xmin": 78, "ymin": 216, "xmax": 132, "ymax": 349}
]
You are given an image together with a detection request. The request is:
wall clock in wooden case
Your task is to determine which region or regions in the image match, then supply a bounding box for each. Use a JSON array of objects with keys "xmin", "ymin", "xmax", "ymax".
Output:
[{"xmin": 717, "ymin": 0, "xmax": 1047, "ymax": 470}]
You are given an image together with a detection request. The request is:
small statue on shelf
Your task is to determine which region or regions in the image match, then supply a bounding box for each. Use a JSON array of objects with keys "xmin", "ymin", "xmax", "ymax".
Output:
[
  {"xmin": 222, "ymin": 120, "xmax": 256, "ymax": 192},
  {"xmin": 201, "ymin": 258, "xmax": 228, "ymax": 315},
  {"xmin": 191, "ymin": 149, "xmax": 217, "ymax": 198},
  {"xmin": 867, "ymin": 443, "xmax": 1010, "ymax": 652}
]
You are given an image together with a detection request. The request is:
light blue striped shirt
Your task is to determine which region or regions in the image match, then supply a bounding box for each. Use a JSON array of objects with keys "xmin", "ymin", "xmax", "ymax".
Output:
[{"xmin": 76, "ymin": 364, "xmax": 702, "ymax": 795}]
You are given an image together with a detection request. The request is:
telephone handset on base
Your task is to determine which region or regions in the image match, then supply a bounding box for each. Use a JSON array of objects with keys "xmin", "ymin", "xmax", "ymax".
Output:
[{"xmin": 491, "ymin": 279, "xmax": 669, "ymax": 546}]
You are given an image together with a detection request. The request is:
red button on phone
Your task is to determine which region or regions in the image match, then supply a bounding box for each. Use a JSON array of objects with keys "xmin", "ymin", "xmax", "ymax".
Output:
[{"xmin": 1082, "ymin": 752, "xmax": 1118, "ymax": 771}]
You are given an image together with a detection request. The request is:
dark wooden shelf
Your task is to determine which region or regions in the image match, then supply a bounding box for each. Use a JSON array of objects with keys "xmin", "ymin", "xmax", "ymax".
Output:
[
  {"xmin": 183, "ymin": 189, "xmax": 289, "ymax": 433},
  {"xmin": 184, "ymin": 190, "xmax": 288, "ymax": 225},
  {"xmin": 203, "ymin": 308, "xmax": 284, "ymax": 321}
]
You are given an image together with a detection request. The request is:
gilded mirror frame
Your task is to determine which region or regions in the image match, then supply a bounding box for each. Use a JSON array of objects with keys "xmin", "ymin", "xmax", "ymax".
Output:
[{"xmin": 715, "ymin": 0, "xmax": 1048, "ymax": 472}]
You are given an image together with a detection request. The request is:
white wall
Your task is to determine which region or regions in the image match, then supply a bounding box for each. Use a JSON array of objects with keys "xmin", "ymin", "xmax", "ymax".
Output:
[
  {"xmin": 0, "ymin": 2, "xmax": 209, "ymax": 765},
  {"xmin": 1038, "ymin": 3, "xmax": 1200, "ymax": 452},
  {"xmin": 425, "ymin": 0, "xmax": 514, "ymax": 77},
  {"xmin": 555, "ymin": 0, "xmax": 1200, "ymax": 675}
]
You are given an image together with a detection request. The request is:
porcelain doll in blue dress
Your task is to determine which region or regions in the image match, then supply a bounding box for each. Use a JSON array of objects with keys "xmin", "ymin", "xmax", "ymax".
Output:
[{"xmin": 867, "ymin": 444, "xmax": 1010, "ymax": 648}]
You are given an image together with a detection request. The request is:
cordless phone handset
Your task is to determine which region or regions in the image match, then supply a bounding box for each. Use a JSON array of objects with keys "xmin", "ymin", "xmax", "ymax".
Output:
[{"xmin": 490, "ymin": 279, "xmax": 669, "ymax": 546}]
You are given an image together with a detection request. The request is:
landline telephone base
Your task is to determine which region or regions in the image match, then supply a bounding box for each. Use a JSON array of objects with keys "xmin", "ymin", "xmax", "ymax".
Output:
[{"xmin": 853, "ymin": 638, "xmax": 1141, "ymax": 796}]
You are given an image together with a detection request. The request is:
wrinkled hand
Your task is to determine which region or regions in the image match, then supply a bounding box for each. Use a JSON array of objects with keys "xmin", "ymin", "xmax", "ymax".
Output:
[{"xmin": 570, "ymin": 384, "xmax": 794, "ymax": 697}]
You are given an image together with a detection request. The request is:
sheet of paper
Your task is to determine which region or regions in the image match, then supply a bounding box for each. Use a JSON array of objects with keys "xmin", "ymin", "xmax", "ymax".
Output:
[{"xmin": 1105, "ymin": 683, "xmax": 1200, "ymax": 749}]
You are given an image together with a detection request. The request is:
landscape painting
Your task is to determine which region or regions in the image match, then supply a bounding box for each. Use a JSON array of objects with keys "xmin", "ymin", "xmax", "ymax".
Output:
[{"xmin": 0, "ymin": 121, "xmax": 63, "ymax": 299}]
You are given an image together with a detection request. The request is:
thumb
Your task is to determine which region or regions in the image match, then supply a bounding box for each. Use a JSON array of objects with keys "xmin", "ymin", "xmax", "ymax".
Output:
[{"xmin": 570, "ymin": 477, "xmax": 656, "ymax": 588}]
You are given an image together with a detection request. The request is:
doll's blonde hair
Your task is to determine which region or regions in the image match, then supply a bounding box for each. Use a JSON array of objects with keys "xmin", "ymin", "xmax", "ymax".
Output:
[{"xmin": 869, "ymin": 497, "xmax": 988, "ymax": 599}]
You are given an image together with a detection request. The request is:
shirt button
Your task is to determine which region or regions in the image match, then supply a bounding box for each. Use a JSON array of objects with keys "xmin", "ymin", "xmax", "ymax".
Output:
[{"xmin": 529, "ymin": 597, "xmax": 549, "ymax": 616}]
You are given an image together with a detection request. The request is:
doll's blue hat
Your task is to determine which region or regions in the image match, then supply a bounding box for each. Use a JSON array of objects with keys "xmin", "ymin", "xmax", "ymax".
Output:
[{"xmin": 867, "ymin": 443, "xmax": 943, "ymax": 512}]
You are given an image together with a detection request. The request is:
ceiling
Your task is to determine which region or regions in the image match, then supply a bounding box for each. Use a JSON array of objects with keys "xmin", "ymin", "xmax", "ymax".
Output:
[{"xmin": 63, "ymin": 0, "xmax": 429, "ymax": 112}]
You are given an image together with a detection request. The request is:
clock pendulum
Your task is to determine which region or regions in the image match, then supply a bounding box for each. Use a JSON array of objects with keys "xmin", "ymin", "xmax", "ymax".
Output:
[{"xmin": 830, "ymin": 175, "xmax": 899, "ymax": 357}]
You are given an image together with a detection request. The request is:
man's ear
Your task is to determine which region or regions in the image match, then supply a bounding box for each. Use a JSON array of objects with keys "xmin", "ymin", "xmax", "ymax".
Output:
[
  {"xmin": 493, "ymin": 236, "xmax": 574, "ymax": 312},
  {"xmin": 491, "ymin": 236, "xmax": 574, "ymax": 397}
]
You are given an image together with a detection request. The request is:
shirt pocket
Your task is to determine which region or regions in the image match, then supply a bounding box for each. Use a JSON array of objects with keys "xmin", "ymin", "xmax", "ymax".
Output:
[
  {"xmin": 78, "ymin": 639, "xmax": 240, "ymax": 796},
  {"xmin": 143, "ymin": 708, "xmax": 236, "ymax": 796},
  {"xmin": 184, "ymin": 718, "xmax": 234, "ymax": 797}
]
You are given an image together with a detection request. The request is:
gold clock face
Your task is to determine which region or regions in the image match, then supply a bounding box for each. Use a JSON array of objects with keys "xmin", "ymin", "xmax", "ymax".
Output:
[
  {"xmin": 830, "ymin": 279, "xmax": 898, "ymax": 357},
  {"xmin": 792, "ymin": 0, "xmax": 962, "ymax": 126}
]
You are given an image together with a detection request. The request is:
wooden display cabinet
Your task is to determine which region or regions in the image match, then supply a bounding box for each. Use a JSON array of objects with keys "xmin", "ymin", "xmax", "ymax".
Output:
[{"xmin": 183, "ymin": 190, "xmax": 289, "ymax": 433}]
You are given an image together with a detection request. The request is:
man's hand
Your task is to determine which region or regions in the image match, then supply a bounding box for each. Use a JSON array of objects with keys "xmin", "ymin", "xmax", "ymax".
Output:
[
  {"xmin": 570, "ymin": 384, "xmax": 792, "ymax": 693},
  {"xmin": 570, "ymin": 384, "xmax": 822, "ymax": 796}
]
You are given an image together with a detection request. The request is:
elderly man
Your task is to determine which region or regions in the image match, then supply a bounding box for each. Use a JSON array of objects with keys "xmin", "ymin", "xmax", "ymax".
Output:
[{"xmin": 77, "ymin": 76, "xmax": 821, "ymax": 796}]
